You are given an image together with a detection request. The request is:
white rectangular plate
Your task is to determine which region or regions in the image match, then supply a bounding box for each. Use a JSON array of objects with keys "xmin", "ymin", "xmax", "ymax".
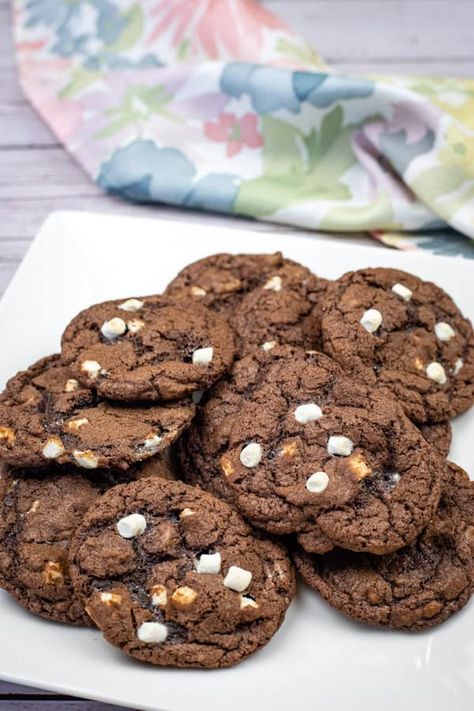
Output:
[{"xmin": 0, "ymin": 211, "xmax": 473, "ymax": 711}]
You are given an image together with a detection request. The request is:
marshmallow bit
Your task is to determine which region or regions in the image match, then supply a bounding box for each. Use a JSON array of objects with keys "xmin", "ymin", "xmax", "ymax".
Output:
[
  {"xmin": 42, "ymin": 436, "xmax": 65, "ymax": 460},
  {"xmin": 101, "ymin": 317, "xmax": 127, "ymax": 340},
  {"xmin": 391, "ymin": 283, "xmax": 412, "ymax": 301},
  {"xmin": 196, "ymin": 552, "xmax": 221, "ymax": 574},
  {"xmin": 81, "ymin": 360, "xmax": 103, "ymax": 380},
  {"xmin": 263, "ymin": 275, "xmax": 282, "ymax": 292},
  {"xmin": 434, "ymin": 321, "xmax": 455, "ymax": 342},
  {"xmin": 306, "ymin": 471, "xmax": 329, "ymax": 493},
  {"xmin": 127, "ymin": 318, "xmax": 145, "ymax": 334},
  {"xmin": 360, "ymin": 308, "xmax": 383, "ymax": 334},
  {"xmin": 66, "ymin": 417, "xmax": 89, "ymax": 432},
  {"xmin": 171, "ymin": 586, "xmax": 198, "ymax": 607},
  {"xmin": 191, "ymin": 286, "xmax": 206, "ymax": 297},
  {"xmin": 137, "ymin": 622, "xmax": 168, "ymax": 644},
  {"xmin": 453, "ymin": 358, "xmax": 464, "ymax": 376},
  {"xmin": 141, "ymin": 434, "xmax": 163, "ymax": 454},
  {"xmin": 116, "ymin": 513, "xmax": 147, "ymax": 539},
  {"xmin": 240, "ymin": 442, "xmax": 262, "ymax": 468},
  {"xmin": 65, "ymin": 378, "xmax": 79, "ymax": 393},
  {"xmin": 224, "ymin": 566, "xmax": 252, "ymax": 593},
  {"xmin": 240, "ymin": 595, "xmax": 259, "ymax": 610},
  {"xmin": 118, "ymin": 298, "xmax": 144, "ymax": 312},
  {"xmin": 100, "ymin": 592, "xmax": 122, "ymax": 606},
  {"xmin": 73, "ymin": 450, "xmax": 99, "ymax": 469},
  {"xmin": 0, "ymin": 427, "xmax": 16, "ymax": 447},
  {"xmin": 179, "ymin": 508, "xmax": 196, "ymax": 520},
  {"xmin": 192, "ymin": 347, "xmax": 214, "ymax": 367},
  {"xmin": 327, "ymin": 435, "xmax": 354, "ymax": 457},
  {"xmin": 150, "ymin": 584, "xmax": 168, "ymax": 607},
  {"xmin": 294, "ymin": 403, "xmax": 323, "ymax": 424},
  {"xmin": 261, "ymin": 340, "xmax": 277, "ymax": 352},
  {"xmin": 426, "ymin": 362, "xmax": 447, "ymax": 385}
]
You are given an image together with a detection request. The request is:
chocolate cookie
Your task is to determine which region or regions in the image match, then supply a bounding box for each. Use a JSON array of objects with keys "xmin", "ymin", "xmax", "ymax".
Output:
[
  {"xmin": 419, "ymin": 421, "xmax": 452, "ymax": 458},
  {"xmin": 0, "ymin": 355, "xmax": 194, "ymax": 470},
  {"xmin": 178, "ymin": 345, "xmax": 305, "ymax": 502},
  {"xmin": 221, "ymin": 350, "xmax": 442, "ymax": 554},
  {"xmin": 233, "ymin": 261, "xmax": 328, "ymax": 356},
  {"xmin": 294, "ymin": 462, "xmax": 474, "ymax": 631},
  {"xmin": 61, "ymin": 295, "xmax": 235, "ymax": 401},
  {"xmin": 165, "ymin": 252, "xmax": 290, "ymax": 316},
  {"xmin": 70, "ymin": 478, "xmax": 295, "ymax": 669},
  {"xmin": 321, "ymin": 268, "xmax": 474, "ymax": 423}
]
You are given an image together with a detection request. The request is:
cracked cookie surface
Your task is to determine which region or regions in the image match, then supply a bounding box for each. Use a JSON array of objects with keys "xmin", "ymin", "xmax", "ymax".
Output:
[
  {"xmin": 418, "ymin": 421, "xmax": 452, "ymax": 458},
  {"xmin": 221, "ymin": 350, "xmax": 443, "ymax": 555},
  {"xmin": 294, "ymin": 462, "xmax": 474, "ymax": 630},
  {"xmin": 0, "ymin": 462, "xmax": 134, "ymax": 625},
  {"xmin": 0, "ymin": 355, "xmax": 194, "ymax": 469},
  {"xmin": 61, "ymin": 295, "xmax": 235, "ymax": 401},
  {"xmin": 321, "ymin": 268, "xmax": 474, "ymax": 423},
  {"xmin": 70, "ymin": 478, "xmax": 295, "ymax": 669}
]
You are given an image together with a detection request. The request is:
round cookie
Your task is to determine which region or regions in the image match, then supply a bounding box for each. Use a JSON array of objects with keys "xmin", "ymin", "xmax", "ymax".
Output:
[
  {"xmin": 178, "ymin": 345, "xmax": 306, "ymax": 502},
  {"xmin": 294, "ymin": 462, "xmax": 474, "ymax": 631},
  {"xmin": 0, "ymin": 462, "xmax": 129, "ymax": 625},
  {"xmin": 70, "ymin": 478, "xmax": 295, "ymax": 669},
  {"xmin": 0, "ymin": 355, "xmax": 194, "ymax": 470},
  {"xmin": 419, "ymin": 421, "xmax": 452, "ymax": 458},
  {"xmin": 61, "ymin": 295, "xmax": 235, "ymax": 401},
  {"xmin": 221, "ymin": 350, "xmax": 443, "ymax": 554},
  {"xmin": 321, "ymin": 267, "xmax": 474, "ymax": 423},
  {"xmin": 233, "ymin": 261, "xmax": 328, "ymax": 356},
  {"xmin": 165, "ymin": 252, "xmax": 291, "ymax": 316}
]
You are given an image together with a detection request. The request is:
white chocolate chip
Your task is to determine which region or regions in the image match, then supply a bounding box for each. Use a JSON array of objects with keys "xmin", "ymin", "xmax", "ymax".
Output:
[
  {"xmin": 327, "ymin": 436, "xmax": 354, "ymax": 456},
  {"xmin": 73, "ymin": 450, "xmax": 99, "ymax": 469},
  {"xmin": 263, "ymin": 275, "xmax": 282, "ymax": 292},
  {"xmin": 100, "ymin": 592, "xmax": 122, "ymax": 605},
  {"xmin": 27, "ymin": 500, "xmax": 40, "ymax": 514},
  {"xmin": 360, "ymin": 308, "xmax": 383, "ymax": 334},
  {"xmin": 391, "ymin": 472, "xmax": 401, "ymax": 484},
  {"xmin": 127, "ymin": 319, "xmax": 145, "ymax": 334},
  {"xmin": 101, "ymin": 317, "xmax": 127, "ymax": 340},
  {"xmin": 426, "ymin": 362, "xmax": 447, "ymax": 385},
  {"xmin": 294, "ymin": 403, "xmax": 322, "ymax": 424},
  {"xmin": 192, "ymin": 347, "xmax": 214, "ymax": 366},
  {"xmin": 196, "ymin": 552, "xmax": 221, "ymax": 574},
  {"xmin": 239, "ymin": 442, "xmax": 262, "ymax": 468},
  {"xmin": 261, "ymin": 340, "xmax": 277, "ymax": 351},
  {"xmin": 453, "ymin": 358, "xmax": 463, "ymax": 375},
  {"xmin": 42, "ymin": 437, "xmax": 65, "ymax": 460},
  {"xmin": 116, "ymin": 513, "xmax": 147, "ymax": 539},
  {"xmin": 66, "ymin": 417, "xmax": 89, "ymax": 432},
  {"xmin": 224, "ymin": 566, "xmax": 252, "ymax": 592},
  {"xmin": 81, "ymin": 360, "xmax": 103, "ymax": 380},
  {"xmin": 150, "ymin": 584, "xmax": 168, "ymax": 607},
  {"xmin": 191, "ymin": 286, "xmax": 206, "ymax": 297},
  {"xmin": 434, "ymin": 321, "xmax": 455, "ymax": 342},
  {"xmin": 0, "ymin": 427, "xmax": 16, "ymax": 447},
  {"xmin": 391, "ymin": 283, "xmax": 412, "ymax": 301},
  {"xmin": 65, "ymin": 379, "xmax": 79, "ymax": 393},
  {"xmin": 192, "ymin": 390, "xmax": 204, "ymax": 404},
  {"xmin": 137, "ymin": 622, "xmax": 168, "ymax": 644},
  {"xmin": 240, "ymin": 595, "xmax": 259, "ymax": 610},
  {"xmin": 306, "ymin": 471, "xmax": 329, "ymax": 493},
  {"xmin": 141, "ymin": 434, "xmax": 163, "ymax": 454},
  {"xmin": 179, "ymin": 508, "xmax": 196, "ymax": 520},
  {"xmin": 118, "ymin": 298, "xmax": 144, "ymax": 312}
]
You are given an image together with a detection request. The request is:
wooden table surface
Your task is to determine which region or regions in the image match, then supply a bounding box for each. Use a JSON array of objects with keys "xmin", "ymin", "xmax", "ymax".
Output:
[{"xmin": 1, "ymin": 0, "xmax": 473, "ymax": 708}]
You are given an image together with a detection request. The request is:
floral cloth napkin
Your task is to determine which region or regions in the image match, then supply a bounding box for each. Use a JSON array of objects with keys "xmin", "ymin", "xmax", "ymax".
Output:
[{"xmin": 13, "ymin": 0, "xmax": 474, "ymax": 257}]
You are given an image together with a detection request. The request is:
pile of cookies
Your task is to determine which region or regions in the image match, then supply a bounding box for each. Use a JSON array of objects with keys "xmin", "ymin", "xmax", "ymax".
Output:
[{"xmin": 0, "ymin": 252, "xmax": 473, "ymax": 670}]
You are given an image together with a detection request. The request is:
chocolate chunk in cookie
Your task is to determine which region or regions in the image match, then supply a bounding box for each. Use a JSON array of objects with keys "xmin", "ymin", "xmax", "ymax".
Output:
[
  {"xmin": 233, "ymin": 262, "xmax": 328, "ymax": 356},
  {"xmin": 0, "ymin": 355, "xmax": 194, "ymax": 469},
  {"xmin": 419, "ymin": 421, "xmax": 452, "ymax": 458},
  {"xmin": 61, "ymin": 295, "xmax": 235, "ymax": 401},
  {"xmin": 321, "ymin": 268, "xmax": 474, "ymax": 423},
  {"xmin": 0, "ymin": 462, "xmax": 136, "ymax": 625},
  {"xmin": 221, "ymin": 350, "xmax": 442, "ymax": 554},
  {"xmin": 294, "ymin": 462, "xmax": 474, "ymax": 631},
  {"xmin": 70, "ymin": 478, "xmax": 295, "ymax": 669},
  {"xmin": 178, "ymin": 345, "xmax": 306, "ymax": 502}
]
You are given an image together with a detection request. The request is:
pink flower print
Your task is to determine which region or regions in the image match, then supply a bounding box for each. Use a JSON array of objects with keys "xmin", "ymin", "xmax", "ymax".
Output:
[{"xmin": 204, "ymin": 112, "xmax": 263, "ymax": 157}]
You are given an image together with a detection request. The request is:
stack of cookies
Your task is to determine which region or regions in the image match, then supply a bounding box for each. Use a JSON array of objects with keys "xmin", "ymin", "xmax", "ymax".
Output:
[{"xmin": 0, "ymin": 253, "xmax": 473, "ymax": 670}]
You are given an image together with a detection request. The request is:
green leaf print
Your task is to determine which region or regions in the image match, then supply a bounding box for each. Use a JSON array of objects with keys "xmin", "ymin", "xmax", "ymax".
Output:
[
  {"xmin": 96, "ymin": 84, "xmax": 178, "ymax": 139},
  {"xmin": 235, "ymin": 106, "xmax": 356, "ymax": 217},
  {"xmin": 105, "ymin": 4, "xmax": 144, "ymax": 53}
]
